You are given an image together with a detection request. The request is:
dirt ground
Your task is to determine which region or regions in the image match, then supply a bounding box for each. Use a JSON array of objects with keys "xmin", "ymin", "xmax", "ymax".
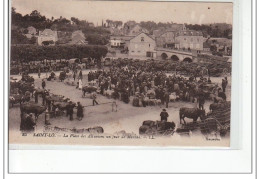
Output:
[{"xmin": 9, "ymin": 70, "xmax": 231, "ymax": 146}]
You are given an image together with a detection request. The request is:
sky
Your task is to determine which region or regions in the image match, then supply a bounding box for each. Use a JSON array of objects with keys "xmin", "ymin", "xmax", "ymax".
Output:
[{"xmin": 12, "ymin": 0, "xmax": 233, "ymax": 25}]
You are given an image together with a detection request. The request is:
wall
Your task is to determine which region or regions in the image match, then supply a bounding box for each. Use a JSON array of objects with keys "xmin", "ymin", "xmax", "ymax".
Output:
[
  {"xmin": 128, "ymin": 34, "xmax": 156, "ymax": 57},
  {"xmin": 176, "ymin": 35, "xmax": 204, "ymax": 50}
]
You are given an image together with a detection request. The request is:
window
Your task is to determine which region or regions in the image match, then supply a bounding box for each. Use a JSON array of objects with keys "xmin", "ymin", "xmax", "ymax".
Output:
[
  {"xmin": 141, "ymin": 37, "xmax": 144, "ymax": 42},
  {"xmin": 197, "ymin": 38, "xmax": 199, "ymax": 42},
  {"xmin": 132, "ymin": 51, "xmax": 135, "ymax": 53},
  {"xmin": 149, "ymin": 44, "xmax": 150, "ymax": 47},
  {"xmin": 184, "ymin": 38, "xmax": 186, "ymax": 41}
]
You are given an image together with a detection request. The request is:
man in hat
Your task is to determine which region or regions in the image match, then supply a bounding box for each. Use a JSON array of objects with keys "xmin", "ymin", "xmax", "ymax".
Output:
[{"xmin": 160, "ymin": 109, "xmax": 169, "ymax": 122}]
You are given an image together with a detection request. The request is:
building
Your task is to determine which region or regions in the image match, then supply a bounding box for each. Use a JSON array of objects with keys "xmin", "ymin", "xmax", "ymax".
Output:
[
  {"xmin": 110, "ymin": 35, "xmax": 134, "ymax": 48},
  {"xmin": 156, "ymin": 31, "xmax": 176, "ymax": 48},
  {"xmin": 128, "ymin": 33, "xmax": 156, "ymax": 58},
  {"xmin": 37, "ymin": 29, "xmax": 58, "ymax": 46},
  {"xmin": 128, "ymin": 24, "xmax": 149, "ymax": 36},
  {"xmin": 154, "ymin": 24, "xmax": 203, "ymax": 51},
  {"xmin": 174, "ymin": 30, "xmax": 204, "ymax": 50},
  {"xmin": 69, "ymin": 30, "xmax": 87, "ymax": 45},
  {"xmin": 25, "ymin": 26, "xmax": 37, "ymax": 39}
]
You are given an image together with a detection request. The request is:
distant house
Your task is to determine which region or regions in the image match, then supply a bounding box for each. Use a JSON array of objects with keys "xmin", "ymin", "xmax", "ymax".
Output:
[
  {"xmin": 207, "ymin": 38, "xmax": 232, "ymax": 53},
  {"xmin": 175, "ymin": 30, "xmax": 204, "ymax": 50},
  {"xmin": 128, "ymin": 24, "xmax": 149, "ymax": 36},
  {"xmin": 154, "ymin": 24, "xmax": 203, "ymax": 51},
  {"xmin": 27, "ymin": 26, "xmax": 37, "ymax": 35},
  {"xmin": 128, "ymin": 33, "xmax": 156, "ymax": 58},
  {"xmin": 25, "ymin": 26, "xmax": 37, "ymax": 39},
  {"xmin": 38, "ymin": 29, "xmax": 58, "ymax": 46},
  {"xmin": 110, "ymin": 35, "xmax": 134, "ymax": 48},
  {"xmin": 156, "ymin": 31, "xmax": 176, "ymax": 48},
  {"xmin": 69, "ymin": 30, "xmax": 87, "ymax": 45}
]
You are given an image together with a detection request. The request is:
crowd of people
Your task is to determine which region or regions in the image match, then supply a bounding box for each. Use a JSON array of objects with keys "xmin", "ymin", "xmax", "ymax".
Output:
[
  {"xmin": 15, "ymin": 57, "xmax": 229, "ymax": 133},
  {"xmin": 86, "ymin": 62, "xmax": 228, "ymax": 110}
]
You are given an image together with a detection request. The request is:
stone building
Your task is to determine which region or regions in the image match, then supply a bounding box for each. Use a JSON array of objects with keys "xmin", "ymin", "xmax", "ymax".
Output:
[
  {"xmin": 37, "ymin": 29, "xmax": 58, "ymax": 46},
  {"xmin": 128, "ymin": 33, "xmax": 156, "ymax": 58}
]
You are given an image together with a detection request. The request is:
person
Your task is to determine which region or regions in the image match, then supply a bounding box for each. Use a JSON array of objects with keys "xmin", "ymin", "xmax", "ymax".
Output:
[
  {"xmin": 207, "ymin": 77, "xmax": 212, "ymax": 83},
  {"xmin": 42, "ymin": 90, "xmax": 46, "ymax": 105},
  {"xmin": 140, "ymin": 93, "xmax": 146, "ymax": 107},
  {"xmin": 222, "ymin": 78, "xmax": 227, "ymax": 92},
  {"xmin": 42, "ymin": 79, "xmax": 46, "ymax": 89},
  {"xmin": 92, "ymin": 92, "xmax": 99, "ymax": 106},
  {"xmin": 20, "ymin": 113, "xmax": 36, "ymax": 132},
  {"xmin": 76, "ymin": 102, "xmax": 84, "ymax": 121},
  {"xmin": 38, "ymin": 69, "xmax": 41, "ymax": 78},
  {"xmin": 198, "ymin": 94, "xmax": 205, "ymax": 110},
  {"xmin": 78, "ymin": 79, "xmax": 83, "ymax": 90},
  {"xmin": 164, "ymin": 91, "xmax": 170, "ymax": 108},
  {"xmin": 35, "ymin": 91, "xmax": 38, "ymax": 103},
  {"xmin": 67, "ymin": 101, "xmax": 74, "ymax": 121},
  {"xmin": 45, "ymin": 109, "xmax": 51, "ymax": 125},
  {"xmin": 160, "ymin": 109, "xmax": 169, "ymax": 122},
  {"xmin": 79, "ymin": 70, "xmax": 83, "ymax": 80},
  {"xmin": 218, "ymin": 88, "xmax": 227, "ymax": 101},
  {"xmin": 73, "ymin": 72, "xmax": 76, "ymax": 81}
]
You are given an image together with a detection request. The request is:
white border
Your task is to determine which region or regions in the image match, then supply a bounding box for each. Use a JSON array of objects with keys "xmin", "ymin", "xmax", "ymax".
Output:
[{"xmin": 2, "ymin": 0, "xmax": 255, "ymax": 175}]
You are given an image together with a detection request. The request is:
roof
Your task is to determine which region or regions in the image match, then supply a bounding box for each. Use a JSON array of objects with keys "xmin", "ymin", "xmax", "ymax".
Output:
[
  {"xmin": 110, "ymin": 35, "xmax": 134, "ymax": 41},
  {"xmin": 129, "ymin": 32, "xmax": 155, "ymax": 41},
  {"xmin": 72, "ymin": 33, "xmax": 85, "ymax": 41},
  {"xmin": 176, "ymin": 30, "xmax": 203, "ymax": 36},
  {"xmin": 39, "ymin": 29, "xmax": 57, "ymax": 36},
  {"xmin": 72, "ymin": 30, "xmax": 84, "ymax": 38}
]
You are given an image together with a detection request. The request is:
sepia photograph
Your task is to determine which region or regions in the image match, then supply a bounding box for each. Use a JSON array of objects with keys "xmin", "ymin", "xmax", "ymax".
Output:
[{"xmin": 9, "ymin": 0, "xmax": 233, "ymax": 147}]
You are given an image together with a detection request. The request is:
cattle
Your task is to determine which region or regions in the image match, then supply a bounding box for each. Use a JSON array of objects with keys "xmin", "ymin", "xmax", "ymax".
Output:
[
  {"xmin": 20, "ymin": 102, "xmax": 47, "ymax": 120},
  {"xmin": 179, "ymin": 107, "xmax": 206, "ymax": 124},
  {"xmin": 82, "ymin": 86, "xmax": 97, "ymax": 97},
  {"xmin": 19, "ymin": 82, "xmax": 35, "ymax": 96},
  {"xmin": 52, "ymin": 101, "xmax": 75, "ymax": 111},
  {"xmin": 9, "ymin": 94, "xmax": 25, "ymax": 107},
  {"xmin": 34, "ymin": 88, "xmax": 49, "ymax": 96}
]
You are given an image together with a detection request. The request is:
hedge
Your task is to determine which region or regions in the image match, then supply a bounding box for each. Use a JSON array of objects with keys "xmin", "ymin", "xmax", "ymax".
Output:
[{"xmin": 11, "ymin": 44, "xmax": 108, "ymax": 62}]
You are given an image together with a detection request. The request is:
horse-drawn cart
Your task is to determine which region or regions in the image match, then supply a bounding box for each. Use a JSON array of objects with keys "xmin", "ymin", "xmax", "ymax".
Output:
[{"xmin": 139, "ymin": 120, "xmax": 176, "ymax": 136}]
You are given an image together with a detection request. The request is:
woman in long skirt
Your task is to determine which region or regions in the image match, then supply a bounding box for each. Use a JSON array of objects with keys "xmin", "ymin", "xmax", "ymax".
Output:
[{"xmin": 78, "ymin": 79, "xmax": 83, "ymax": 90}]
